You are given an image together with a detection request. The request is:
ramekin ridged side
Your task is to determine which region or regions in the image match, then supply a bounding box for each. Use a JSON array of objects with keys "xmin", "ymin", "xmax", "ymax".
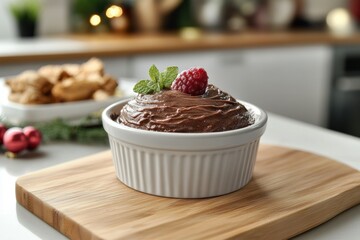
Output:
[{"xmin": 108, "ymin": 136, "xmax": 260, "ymax": 198}]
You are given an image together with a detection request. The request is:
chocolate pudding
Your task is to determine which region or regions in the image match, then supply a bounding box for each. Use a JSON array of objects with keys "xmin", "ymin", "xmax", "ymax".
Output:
[{"xmin": 115, "ymin": 84, "xmax": 254, "ymax": 133}]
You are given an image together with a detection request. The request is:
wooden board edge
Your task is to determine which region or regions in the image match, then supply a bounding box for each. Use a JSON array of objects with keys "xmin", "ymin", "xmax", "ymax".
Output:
[
  {"xmin": 229, "ymin": 184, "xmax": 360, "ymax": 240},
  {"xmin": 15, "ymin": 181, "xmax": 101, "ymax": 240},
  {"xmin": 287, "ymin": 184, "xmax": 360, "ymax": 239}
]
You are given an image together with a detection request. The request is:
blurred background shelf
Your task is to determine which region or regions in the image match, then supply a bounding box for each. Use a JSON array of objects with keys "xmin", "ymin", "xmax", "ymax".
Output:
[{"xmin": 1, "ymin": 31, "xmax": 360, "ymax": 64}]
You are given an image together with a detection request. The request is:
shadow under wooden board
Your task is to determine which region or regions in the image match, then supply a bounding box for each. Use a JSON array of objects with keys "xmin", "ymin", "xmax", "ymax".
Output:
[{"xmin": 16, "ymin": 145, "xmax": 360, "ymax": 240}]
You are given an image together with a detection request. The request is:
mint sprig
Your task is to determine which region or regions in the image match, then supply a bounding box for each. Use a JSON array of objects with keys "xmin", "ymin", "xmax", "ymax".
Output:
[{"xmin": 133, "ymin": 65, "xmax": 179, "ymax": 94}]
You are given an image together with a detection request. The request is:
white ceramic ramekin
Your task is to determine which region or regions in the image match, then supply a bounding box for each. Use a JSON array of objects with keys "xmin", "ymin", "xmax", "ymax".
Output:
[{"xmin": 102, "ymin": 99, "xmax": 267, "ymax": 198}]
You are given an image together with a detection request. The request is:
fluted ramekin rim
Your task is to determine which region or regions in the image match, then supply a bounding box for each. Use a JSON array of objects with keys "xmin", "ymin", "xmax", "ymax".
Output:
[{"xmin": 102, "ymin": 98, "xmax": 267, "ymax": 150}]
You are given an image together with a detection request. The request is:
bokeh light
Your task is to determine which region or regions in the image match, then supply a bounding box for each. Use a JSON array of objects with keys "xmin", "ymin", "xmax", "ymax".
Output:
[
  {"xmin": 106, "ymin": 5, "xmax": 123, "ymax": 19},
  {"xmin": 326, "ymin": 8, "xmax": 353, "ymax": 35},
  {"xmin": 89, "ymin": 14, "xmax": 101, "ymax": 26}
]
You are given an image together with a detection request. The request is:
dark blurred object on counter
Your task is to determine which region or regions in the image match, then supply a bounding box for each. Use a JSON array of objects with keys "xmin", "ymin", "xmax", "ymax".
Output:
[
  {"xmin": 290, "ymin": 0, "xmax": 330, "ymax": 30},
  {"xmin": 290, "ymin": 0, "xmax": 313, "ymax": 29},
  {"xmin": 133, "ymin": 0, "xmax": 181, "ymax": 33},
  {"xmin": 329, "ymin": 45, "xmax": 360, "ymax": 138},
  {"xmin": 349, "ymin": 0, "xmax": 360, "ymax": 25},
  {"xmin": 164, "ymin": 0, "xmax": 197, "ymax": 30},
  {"xmin": 9, "ymin": 0, "xmax": 40, "ymax": 37}
]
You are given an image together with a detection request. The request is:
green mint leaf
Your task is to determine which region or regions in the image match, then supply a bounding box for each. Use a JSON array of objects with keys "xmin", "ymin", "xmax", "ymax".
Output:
[
  {"xmin": 160, "ymin": 72, "xmax": 167, "ymax": 86},
  {"xmin": 133, "ymin": 80, "xmax": 153, "ymax": 94},
  {"xmin": 133, "ymin": 65, "xmax": 179, "ymax": 95},
  {"xmin": 149, "ymin": 64, "xmax": 160, "ymax": 82},
  {"xmin": 158, "ymin": 79, "xmax": 164, "ymax": 89},
  {"xmin": 147, "ymin": 81, "xmax": 161, "ymax": 92},
  {"xmin": 161, "ymin": 66, "xmax": 179, "ymax": 88}
]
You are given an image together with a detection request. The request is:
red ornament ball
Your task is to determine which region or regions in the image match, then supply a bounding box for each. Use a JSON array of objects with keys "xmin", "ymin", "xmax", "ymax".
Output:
[
  {"xmin": 3, "ymin": 127, "xmax": 28, "ymax": 153},
  {"xmin": 23, "ymin": 126, "xmax": 42, "ymax": 150},
  {"xmin": 0, "ymin": 123, "xmax": 7, "ymax": 144}
]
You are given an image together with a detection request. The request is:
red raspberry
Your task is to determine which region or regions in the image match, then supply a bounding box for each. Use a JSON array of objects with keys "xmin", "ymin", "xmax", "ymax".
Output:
[{"xmin": 171, "ymin": 67, "xmax": 208, "ymax": 95}]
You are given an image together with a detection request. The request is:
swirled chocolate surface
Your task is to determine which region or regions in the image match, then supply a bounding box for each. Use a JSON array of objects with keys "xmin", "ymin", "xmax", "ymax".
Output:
[{"xmin": 116, "ymin": 84, "xmax": 254, "ymax": 132}]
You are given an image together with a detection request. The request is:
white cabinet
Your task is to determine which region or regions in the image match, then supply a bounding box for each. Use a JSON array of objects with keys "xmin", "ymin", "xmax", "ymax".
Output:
[{"xmin": 131, "ymin": 46, "xmax": 332, "ymax": 126}]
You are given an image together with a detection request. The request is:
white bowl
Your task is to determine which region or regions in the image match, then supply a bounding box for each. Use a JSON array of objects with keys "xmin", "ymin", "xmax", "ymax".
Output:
[
  {"xmin": 102, "ymin": 99, "xmax": 267, "ymax": 198},
  {"xmin": 0, "ymin": 78, "xmax": 136, "ymax": 123}
]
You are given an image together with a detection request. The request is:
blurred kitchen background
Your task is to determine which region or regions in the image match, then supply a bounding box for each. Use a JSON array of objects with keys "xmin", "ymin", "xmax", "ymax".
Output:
[{"xmin": 0, "ymin": 0, "xmax": 360, "ymax": 137}]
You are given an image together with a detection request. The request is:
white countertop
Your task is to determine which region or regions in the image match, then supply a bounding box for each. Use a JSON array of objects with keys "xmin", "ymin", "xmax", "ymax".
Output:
[{"xmin": 0, "ymin": 113, "xmax": 360, "ymax": 240}]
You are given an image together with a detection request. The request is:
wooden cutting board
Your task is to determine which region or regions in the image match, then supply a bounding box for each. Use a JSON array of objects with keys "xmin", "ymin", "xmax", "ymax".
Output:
[{"xmin": 16, "ymin": 145, "xmax": 360, "ymax": 240}]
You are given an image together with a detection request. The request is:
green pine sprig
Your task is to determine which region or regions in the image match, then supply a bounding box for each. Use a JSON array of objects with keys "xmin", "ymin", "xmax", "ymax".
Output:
[
  {"xmin": 133, "ymin": 65, "xmax": 178, "ymax": 94},
  {"xmin": 0, "ymin": 114, "xmax": 109, "ymax": 145}
]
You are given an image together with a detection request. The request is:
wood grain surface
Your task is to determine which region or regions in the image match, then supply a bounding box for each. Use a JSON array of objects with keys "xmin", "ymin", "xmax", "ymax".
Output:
[
  {"xmin": 16, "ymin": 145, "xmax": 360, "ymax": 240},
  {"xmin": 3, "ymin": 31, "xmax": 360, "ymax": 64}
]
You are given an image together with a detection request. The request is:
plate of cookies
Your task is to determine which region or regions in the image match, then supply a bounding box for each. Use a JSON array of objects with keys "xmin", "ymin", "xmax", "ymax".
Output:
[{"xmin": 0, "ymin": 58, "xmax": 135, "ymax": 123}]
